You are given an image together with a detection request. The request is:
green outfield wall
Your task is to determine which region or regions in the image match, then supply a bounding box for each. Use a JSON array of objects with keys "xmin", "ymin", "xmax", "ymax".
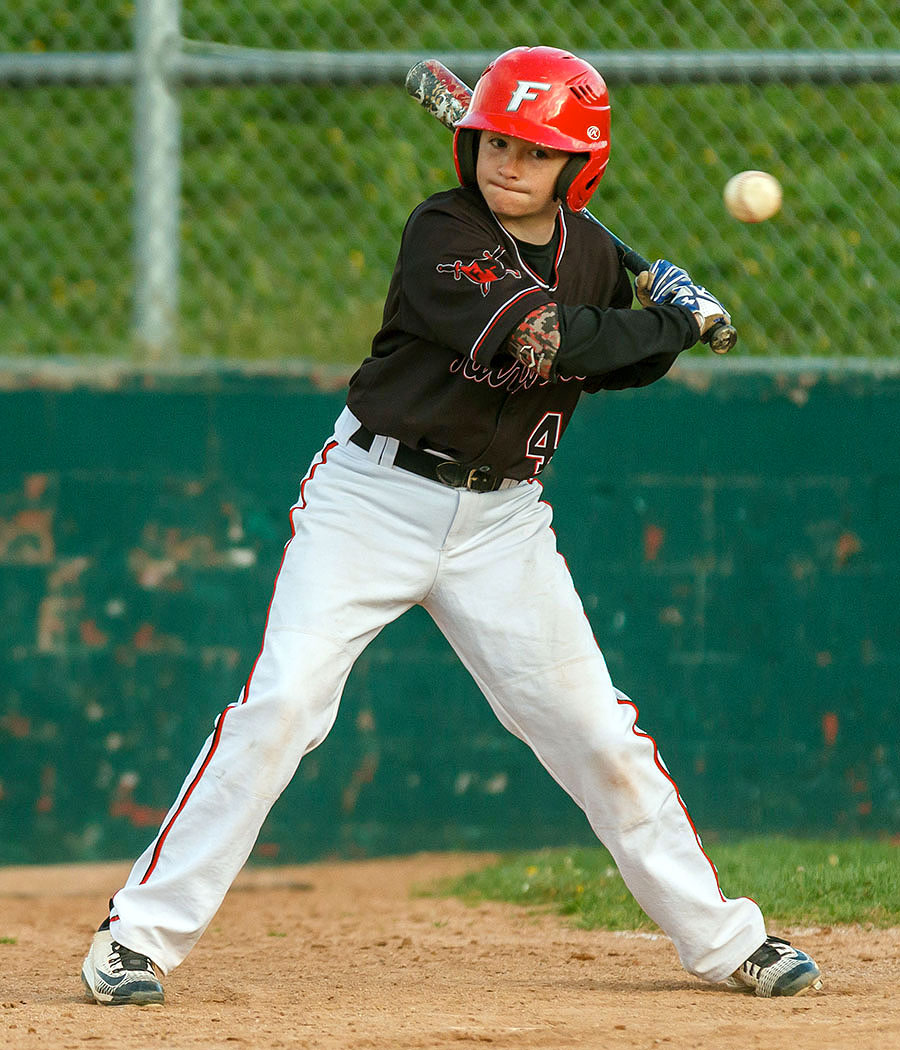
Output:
[{"xmin": 1, "ymin": 362, "xmax": 898, "ymax": 865}]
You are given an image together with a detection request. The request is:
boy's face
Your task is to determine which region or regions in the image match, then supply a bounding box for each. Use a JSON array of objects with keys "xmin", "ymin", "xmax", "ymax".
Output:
[{"xmin": 475, "ymin": 131, "xmax": 570, "ymax": 243}]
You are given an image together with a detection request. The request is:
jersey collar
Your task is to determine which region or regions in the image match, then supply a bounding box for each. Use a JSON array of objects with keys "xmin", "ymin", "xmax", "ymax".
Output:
[{"xmin": 493, "ymin": 206, "xmax": 566, "ymax": 292}]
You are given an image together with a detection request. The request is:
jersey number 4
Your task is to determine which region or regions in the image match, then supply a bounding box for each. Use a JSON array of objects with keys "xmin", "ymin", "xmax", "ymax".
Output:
[{"xmin": 526, "ymin": 412, "xmax": 562, "ymax": 472}]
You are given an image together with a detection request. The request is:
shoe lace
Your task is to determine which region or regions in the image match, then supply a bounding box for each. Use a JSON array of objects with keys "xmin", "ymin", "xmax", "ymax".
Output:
[
  {"xmin": 111, "ymin": 940, "xmax": 153, "ymax": 973},
  {"xmin": 746, "ymin": 936, "xmax": 791, "ymax": 968}
]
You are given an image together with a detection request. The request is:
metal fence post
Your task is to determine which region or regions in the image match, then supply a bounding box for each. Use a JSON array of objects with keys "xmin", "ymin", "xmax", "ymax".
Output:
[{"xmin": 133, "ymin": 0, "xmax": 181, "ymax": 359}]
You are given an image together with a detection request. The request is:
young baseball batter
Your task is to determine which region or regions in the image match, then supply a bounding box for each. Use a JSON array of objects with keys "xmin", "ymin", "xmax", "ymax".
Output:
[{"xmin": 82, "ymin": 46, "xmax": 821, "ymax": 1005}]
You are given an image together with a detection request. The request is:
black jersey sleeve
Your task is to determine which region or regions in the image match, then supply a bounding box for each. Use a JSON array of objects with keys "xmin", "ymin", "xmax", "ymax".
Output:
[
  {"xmin": 555, "ymin": 301, "xmax": 699, "ymax": 388},
  {"xmin": 397, "ymin": 194, "xmax": 551, "ymax": 367}
]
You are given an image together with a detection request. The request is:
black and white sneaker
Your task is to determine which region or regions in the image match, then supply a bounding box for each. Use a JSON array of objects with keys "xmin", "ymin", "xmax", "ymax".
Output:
[
  {"xmin": 81, "ymin": 918, "xmax": 164, "ymax": 1005},
  {"xmin": 725, "ymin": 936, "xmax": 822, "ymax": 997}
]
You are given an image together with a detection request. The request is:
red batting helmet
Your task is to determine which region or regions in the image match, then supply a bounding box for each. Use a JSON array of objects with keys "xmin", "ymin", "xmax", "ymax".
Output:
[{"xmin": 453, "ymin": 46, "xmax": 611, "ymax": 212}]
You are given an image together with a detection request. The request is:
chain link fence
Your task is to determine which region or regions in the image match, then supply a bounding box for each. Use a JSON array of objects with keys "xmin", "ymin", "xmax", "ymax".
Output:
[{"xmin": 1, "ymin": 2, "xmax": 898, "ymax": 364}]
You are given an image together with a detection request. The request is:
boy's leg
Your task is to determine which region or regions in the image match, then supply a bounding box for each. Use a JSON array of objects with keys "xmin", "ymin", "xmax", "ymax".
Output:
[
  {"xmin": 100, "ymin": 437, "xmax": 448, "ymax": 976},
  {"xmin": 424, "ymin": 481, "xmax": 764, "ymax": 984}
]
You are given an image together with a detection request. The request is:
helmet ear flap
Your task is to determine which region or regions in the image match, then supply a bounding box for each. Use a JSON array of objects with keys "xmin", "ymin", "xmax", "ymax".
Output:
[
  {"xmin": 453, "ymin": 128, "xmax": 480, "ymax": 188},
  {"xmin": 555, "ymin": 154, "xmax": 588, "ymax": 210}
]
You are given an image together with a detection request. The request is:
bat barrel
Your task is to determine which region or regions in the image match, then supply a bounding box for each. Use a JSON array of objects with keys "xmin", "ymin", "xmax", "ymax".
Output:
[{"xmin": 405, "ymin": 59, "xmax": 470, "ymax": 129}]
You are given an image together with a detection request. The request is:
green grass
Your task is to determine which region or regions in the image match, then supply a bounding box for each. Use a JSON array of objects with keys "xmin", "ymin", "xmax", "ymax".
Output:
[
  {"xmin": 1, "ymin": 3, "xmax": 898, "ymax": 361},
  {"xmin": 424, "ymin": 838, "xmax": 900, "ymax": 930}
]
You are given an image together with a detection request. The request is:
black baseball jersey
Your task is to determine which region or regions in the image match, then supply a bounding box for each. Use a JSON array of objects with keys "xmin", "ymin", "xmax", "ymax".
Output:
[{"xmin": 347, "ymin": 187, "xmax": 698, "ymax": 480}]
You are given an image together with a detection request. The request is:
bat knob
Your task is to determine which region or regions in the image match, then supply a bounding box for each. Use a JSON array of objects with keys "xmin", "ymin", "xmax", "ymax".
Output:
[{"xmin": 705, "ymin": 321, "xmax": 737, "ymax": 354}]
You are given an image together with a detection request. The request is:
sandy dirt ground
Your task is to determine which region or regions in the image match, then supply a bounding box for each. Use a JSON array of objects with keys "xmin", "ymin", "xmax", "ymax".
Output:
[{"xmin": 1, "ymin": 852, "xmax": 897, "ymax": 1050}]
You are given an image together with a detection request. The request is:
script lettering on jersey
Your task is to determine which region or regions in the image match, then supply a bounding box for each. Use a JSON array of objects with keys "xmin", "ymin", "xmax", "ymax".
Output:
[
  {"xmin": 449, "ymin": 354, "xmax": 580, "ymax": 394},
  {"xmin": 436, "ymin": 245, "xmax": 522, "ymax": 297},
  {"xmin": 450, "ymin": 354, "xmax": 544, "ymax": 394}
]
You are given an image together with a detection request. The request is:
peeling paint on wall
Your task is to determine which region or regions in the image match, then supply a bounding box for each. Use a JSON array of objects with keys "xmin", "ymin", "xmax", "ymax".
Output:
[{"xmin": 1, "ymin": 369, "xmax": 898, "ymax": 864}]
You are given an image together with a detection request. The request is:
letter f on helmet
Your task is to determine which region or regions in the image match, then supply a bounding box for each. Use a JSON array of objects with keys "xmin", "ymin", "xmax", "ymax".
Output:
[{"xmin": 506, "ymin": 80, "xmax": 551, "ymax": 112}]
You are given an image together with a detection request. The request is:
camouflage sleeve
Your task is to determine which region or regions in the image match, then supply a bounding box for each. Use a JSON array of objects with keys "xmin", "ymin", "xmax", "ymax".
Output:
[{"xmin": 505, "ymin": 302, "xmax": 561, "ymax": 381}]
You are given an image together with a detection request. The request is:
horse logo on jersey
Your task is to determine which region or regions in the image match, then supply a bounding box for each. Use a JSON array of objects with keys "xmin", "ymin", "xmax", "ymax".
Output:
[{"xmin": 436, "ymin": 245, "xmax": 521, "ymax": 297}]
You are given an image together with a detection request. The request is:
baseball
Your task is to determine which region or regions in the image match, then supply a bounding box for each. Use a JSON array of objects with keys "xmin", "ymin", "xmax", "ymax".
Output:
[{"xmin": 723, "ymin": 170, "xmax": 783, "ymax": 223}]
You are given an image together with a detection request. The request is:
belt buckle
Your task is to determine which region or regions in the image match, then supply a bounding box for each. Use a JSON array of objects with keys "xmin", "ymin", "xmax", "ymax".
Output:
[
  {"xmin": 465, "ymin": 466, "xmax": 496, "ymax": 492},
  {"xmin": 435, "ymin": 461, "xmax": 496, "ymax": 491}
]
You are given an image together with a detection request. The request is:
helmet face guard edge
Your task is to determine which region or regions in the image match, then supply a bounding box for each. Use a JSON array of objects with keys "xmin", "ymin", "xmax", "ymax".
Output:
[{"xmin": 453, "ymin": 46, "xmax": 611, "ymax": 212}]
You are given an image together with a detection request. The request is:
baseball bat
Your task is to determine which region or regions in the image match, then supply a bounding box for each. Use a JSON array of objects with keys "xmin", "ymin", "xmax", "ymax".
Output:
[{"xmin": 405, "ymin": 59, "xmax": 737, "ymax": 355}]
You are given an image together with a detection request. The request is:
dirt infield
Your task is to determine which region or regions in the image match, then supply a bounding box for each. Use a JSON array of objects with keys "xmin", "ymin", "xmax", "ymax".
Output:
[{"xmin": 1, "ymin": 853, "xmax": 897, "ymax": 1049}]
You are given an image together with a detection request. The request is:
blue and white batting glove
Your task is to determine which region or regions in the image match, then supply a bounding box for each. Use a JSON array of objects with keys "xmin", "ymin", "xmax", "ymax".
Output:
[
  {"xmin": 668, "ymin": 281, "xmax": 731, "ymax": 337},
  {"xmin": 635, "ymin": 259, "xmax": 731, "ymax": 338},
  {"xmin": 635, "ymin": 259, "xmax": 693, "ymax": 307}
]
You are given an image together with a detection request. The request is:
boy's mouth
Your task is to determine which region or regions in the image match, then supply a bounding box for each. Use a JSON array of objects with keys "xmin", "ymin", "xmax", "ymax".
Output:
[{"xmin": 489, "ymin": 180, "xmax": 526, "ymax": 195}]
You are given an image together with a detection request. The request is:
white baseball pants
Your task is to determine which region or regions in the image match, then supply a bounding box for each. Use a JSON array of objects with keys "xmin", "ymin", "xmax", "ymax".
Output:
[{"xmin": 110, "ymin": 407, "xmax": 765, "ymax": 981}]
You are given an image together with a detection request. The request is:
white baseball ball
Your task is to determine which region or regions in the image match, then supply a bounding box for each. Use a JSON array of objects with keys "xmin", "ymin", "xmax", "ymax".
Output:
[{"xmin": 723, "ymin": 170, "xmax": 783, "ymax": 223}]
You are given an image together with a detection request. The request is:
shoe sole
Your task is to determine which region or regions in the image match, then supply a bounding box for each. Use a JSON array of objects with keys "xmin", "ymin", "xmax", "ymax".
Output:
[
  {"xmin": 81, "ymin": 970, "xmax": 164, "ymax": 1006},
  {"xmin": 724, "ymin": 971, "xmax": 823, "ymax": 997},
  {"xmin": 770, "ymin": 974, "xmax": 823, "ymax": 997}
]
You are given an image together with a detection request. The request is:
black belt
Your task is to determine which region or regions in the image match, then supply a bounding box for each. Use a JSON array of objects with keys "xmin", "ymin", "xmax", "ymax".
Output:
[{"xmin": 349, "ymin": 425, "xmax": 511, "ymax": 493}]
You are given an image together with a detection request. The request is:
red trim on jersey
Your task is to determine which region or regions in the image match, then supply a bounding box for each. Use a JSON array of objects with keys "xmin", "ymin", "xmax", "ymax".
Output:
[
  {"xmin": 470, "ymin": 285, "xmax": 544, "ymax": 364},
  {"xmin": 548, "ymin": 212, "xmax": 567, "ymax": 290},
  {"xmin": 508, "ymin": 208, "xmax": 568, "ymax": 292},
  {"xmin": 137, "ymin": 439, "xmax": 339, "ymax": 886}
]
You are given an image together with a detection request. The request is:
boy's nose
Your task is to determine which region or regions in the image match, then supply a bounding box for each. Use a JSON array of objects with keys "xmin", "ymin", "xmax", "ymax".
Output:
[{"xmin": 498, "ymin": 154, "xmax": 522, "ymax": 176}]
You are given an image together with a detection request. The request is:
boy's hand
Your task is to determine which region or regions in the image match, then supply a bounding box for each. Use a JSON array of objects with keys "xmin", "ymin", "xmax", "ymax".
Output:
[
  {"xmin": 668, "ymin": 282, "xmax": 731, "ymax": 338},
  {"xmin": 635, "ymin": 259, "xmax": 692, "ymax": 308},
  {"xmin": 636, "ymin": 259, "xmax": 731, "ymax": 339}
]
